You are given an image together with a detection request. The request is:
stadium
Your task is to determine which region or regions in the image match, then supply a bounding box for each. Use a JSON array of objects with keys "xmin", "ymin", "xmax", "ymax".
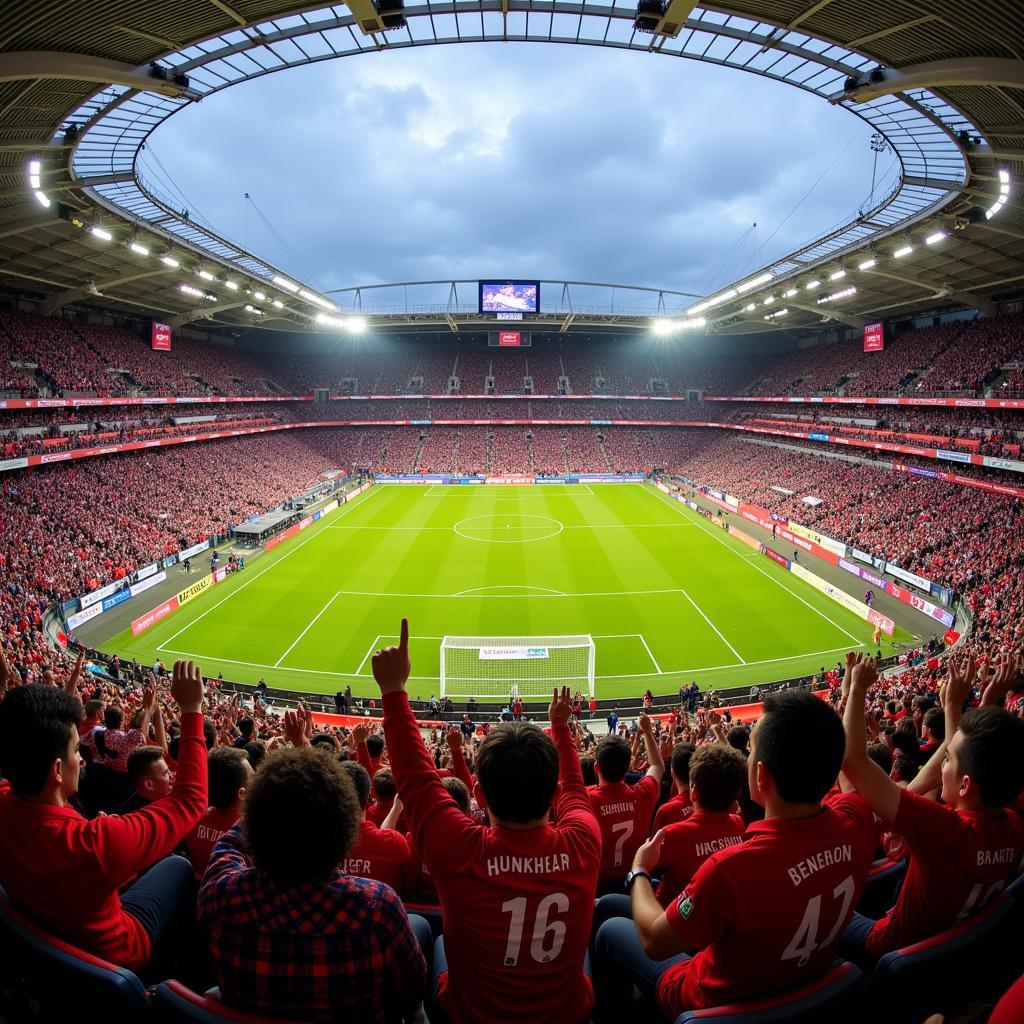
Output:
[{"xmin": 0, "ymin": 0, "xmax": 1023, "ymax": 1022}]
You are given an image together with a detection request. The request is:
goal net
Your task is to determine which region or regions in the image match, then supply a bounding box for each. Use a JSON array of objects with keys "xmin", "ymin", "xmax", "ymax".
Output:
[{"xmin": 440, "ymin": 635, "xmax": 596, "ymax": 700}]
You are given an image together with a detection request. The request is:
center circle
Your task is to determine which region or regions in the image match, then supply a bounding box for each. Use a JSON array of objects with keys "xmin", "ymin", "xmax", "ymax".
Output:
[{"xmin": 453, "ymin": 514, "xmax": 564, "ymax": 544}]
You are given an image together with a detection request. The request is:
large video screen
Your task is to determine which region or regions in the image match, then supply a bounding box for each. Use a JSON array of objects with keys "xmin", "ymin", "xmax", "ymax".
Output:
[{"xmin": 479, "ymin": 280, "xmax": 539, "ymax": 314}]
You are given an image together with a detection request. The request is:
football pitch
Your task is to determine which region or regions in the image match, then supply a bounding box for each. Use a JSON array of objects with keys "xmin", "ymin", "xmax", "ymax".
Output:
[{"xmin": 106, "ymin": 482, "xmax": 908, "ymax": 702}]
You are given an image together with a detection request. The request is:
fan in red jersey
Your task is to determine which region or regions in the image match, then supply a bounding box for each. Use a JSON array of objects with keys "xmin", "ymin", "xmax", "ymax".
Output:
[
  {"xmin": 373, "ymin": 619, "xmax": 601, "ymax": 1024},
  {"xmin": 652, "ymin": 742, "xmax": 696, "ymax": 832},
  {"xmin": 185, "ymin": 746, "xmax": 252, "ymax": 880},
  {"xmin": 338, "ymin": 760, "xmax": 412, "ymax": 895},
  {"xmin": 593, "ymin": 687, "xmax": 877, "ymax": 1019},
  {"xmin": 839, "ymin": 651, "xmax": 1024, "ymax": 962},
  {"xmin": 652, "ymin": 744, "xmax": 747, "ymax": 906},
  {"xmin": 588, "ymin": 713, "xmax": 665, "ymax": 889}
]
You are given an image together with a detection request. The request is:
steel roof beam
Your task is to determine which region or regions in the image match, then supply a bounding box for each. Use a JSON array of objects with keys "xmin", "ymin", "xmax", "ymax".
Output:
[
  {"xmin": 40, "ymin": 268, "xmax": 176, "ymax": 315},
  {"xmin": 862, "ymin": 266, "xmax": 996, "ymax": 315},
  {"xmin": 0, "ymin": 52, "xmax": 201, "ymax": 100},
  {"xmin": 834, "ymin": 58, "xmax": 1024, "ymax": 105}
]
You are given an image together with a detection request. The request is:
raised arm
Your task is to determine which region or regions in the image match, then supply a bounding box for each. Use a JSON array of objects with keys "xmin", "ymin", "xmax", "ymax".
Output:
[
  {"xmin": 90, "ymin": 661, "xmax": 208, "ymax": 887},
  {"xmin": 63, "ymin": 651, "xmax": 85, "ymax": 695},
  {"xmin": 979, "ymin": 651, "xmax": 1020, "ymax": 709},
  {"xmin": 445, "ymin": 726, "xmax": 475, "ymax": 792},
  {"xmin": 842, "ymin": 652, "xmax": 901, "ymax": 823},
  {"xmin": 375, "ymin": 620, "xmax": 473, "ymax": 869},
  {"xmin": 638, "ymin": 714, "xmax": 665, "ymax": 782},
  {"xmin": 910, "ymin": 653, "xmax": 976, "ymax": 795}
]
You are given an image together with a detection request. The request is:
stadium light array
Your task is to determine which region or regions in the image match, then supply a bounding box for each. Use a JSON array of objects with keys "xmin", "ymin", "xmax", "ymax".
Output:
[
  {"xmin": 685, "ymin": 287, "xmax": 737, "ymax": 317},
  {"xmin": 858, "ymin": 258, "xmax": 877, "ymax": 271},
  {"xmin": 829, "ymin": 269, "xmax": 846, "ymax": 281},
  {"xmin": 651, "ymin": 319, "xmax": 675, "ymax": 335},
  {"xmin": 817, "ymin": 286, "xmax": 857, "ymax": 305},
  {"xmin": 925, "ymin": 230, "xmax": 948, "ymax": 245},
  {"xmin": 244, "ymin": 304, "xmax": 264, "ymax": 315},
  {"xmin": 316, "ymin": 313, "xmax": 366, "ymax": 332},
  {"xmin": 197, "ymin": 269, "xmax": 215, "ymax": 281},
  {"xmin": 784, "ymin": 288, "xmax": 798, "ymax": 298},
  {"xmin": 27, "ymin": 158, "xmax": 51, "ymax": 206},
  {"xmin": 299, "ymin": 288, "xmax": 337, "ymax": 311},
  {"xmin": 90, "ymin": 226, "xmax": 112, "ymax": 241},
  {"xmin": 762, "ymin": 296, "xmax": 775, "ymax": 306},
  {"xmin": 894, "ymin": 244, "xmax": 914, "ymax": 258},
  {"xmin": 763, "ymin": 308, "xmax": 788, "ymax": 321},
  {"xmin": 180, "ymin": 283, "xmax": 203, "ymax": 297},
  {"xmin": 987, "ymin": 169, "xmax": 1011, "ymax": 219},
  {"xmin": 273, "ymin": 275, "xmax": 300, "ymax": 293},
  {"xmin": 272, "ymin": 299, "xmax": 283, "ymax": 309},
  {"xmin": 129, "ymin": 241, "xmax": 149, "ymax": 256},
  {"xmin": 805, "ymin": 279, "xmax": 821, "ymax": 291},
  {"xmin": 225, "ymin": 280, "xmax": 238, "ymax": 291},
  {"xmin": 736, "ymin": 273, "xmax": 773, "ymax": 295},
  {"xmin": 253, "ymin": 290, "xmax": 266, "ymax": 300},
  {"xmin": 161, "ymin": 254, "xmax": 180, "ymax": 268}
]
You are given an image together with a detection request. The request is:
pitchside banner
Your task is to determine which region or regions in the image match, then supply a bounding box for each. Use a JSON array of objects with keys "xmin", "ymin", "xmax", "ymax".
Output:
[
  {"xmin": 479, "ymin": 647, "xmax": 550, "ymax": 660},
  {"xmin": 152, "ymin": 322, "xmax": 172, "ymax": 351},
  {"xmin": 863, "ymin": 323, "xmax": 884, "ymax": 352}
]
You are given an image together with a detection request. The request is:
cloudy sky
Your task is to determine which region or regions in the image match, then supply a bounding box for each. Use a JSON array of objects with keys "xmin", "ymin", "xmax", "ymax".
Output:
[{"xmin": 146, "ymin": 42, "xmax": 890, "ymax": 312}]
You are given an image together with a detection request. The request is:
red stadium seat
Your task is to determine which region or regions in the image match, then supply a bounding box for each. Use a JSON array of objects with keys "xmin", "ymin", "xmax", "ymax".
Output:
[
  {"xmin": 152, "ymin": 981, "xmax": 307, "ymax": 1023},
  {"xmin": 673, "ymin": 961, "xmax": 864, "ymax": 1023},
  {"xmin": 0, "ymin": 885, "xmax": 151, "ymax": 1017},
  {"xmin": 862, "ymin": 892, "xmax": 1015, "ymax": 1020}
]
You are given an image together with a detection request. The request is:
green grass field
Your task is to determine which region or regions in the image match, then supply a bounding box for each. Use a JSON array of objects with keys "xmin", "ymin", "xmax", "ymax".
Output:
[{"xmin": 105, "ymin": 482, "xmax": 912, "ymax": 701}]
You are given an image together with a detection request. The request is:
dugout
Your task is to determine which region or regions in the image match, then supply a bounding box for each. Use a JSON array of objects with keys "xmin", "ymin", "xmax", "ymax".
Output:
[{"xmin": 231, "ymin": 509, "xmax": 301, "ymax": 548}]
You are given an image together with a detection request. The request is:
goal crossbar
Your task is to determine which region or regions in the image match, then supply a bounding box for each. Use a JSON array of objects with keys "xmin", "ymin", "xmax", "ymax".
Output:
[{"xmin": 440, "ymin": 634, "xmax": 595, "ymax": 700}]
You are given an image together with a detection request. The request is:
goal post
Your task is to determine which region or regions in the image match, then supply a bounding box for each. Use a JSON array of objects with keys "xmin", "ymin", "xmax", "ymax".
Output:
[{"xmin": 440, "ymin": 635, "xmax": 596, "ymax": 700}]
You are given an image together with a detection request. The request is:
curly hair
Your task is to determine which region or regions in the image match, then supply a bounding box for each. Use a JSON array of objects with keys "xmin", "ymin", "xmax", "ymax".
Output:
[{"xmin": 244, "ymin": 747, "xmax": 360, "ymax": 886}]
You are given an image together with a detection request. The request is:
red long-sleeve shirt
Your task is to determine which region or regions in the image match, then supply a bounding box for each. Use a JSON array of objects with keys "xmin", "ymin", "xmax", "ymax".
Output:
[
  {"xmin": 383, "ymin": 691, "xmax": 601, "ymax": 1024},
  {"xmin": 0, "ymin": 711, "xmax": 208, "ymax": 969}
]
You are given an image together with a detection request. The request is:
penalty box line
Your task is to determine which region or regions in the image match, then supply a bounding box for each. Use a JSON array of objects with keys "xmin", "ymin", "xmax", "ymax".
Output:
[{"xmin": 158, "ymin": 641, "xmax": 860, "ymax": 684}]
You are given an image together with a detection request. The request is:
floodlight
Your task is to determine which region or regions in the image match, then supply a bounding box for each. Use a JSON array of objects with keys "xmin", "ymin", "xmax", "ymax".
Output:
[
  {"xmin": 161, "ymin": 255, "xmax": 180, "ymax": 268},
  {"xmin": 34, "ymin": 191, "xmax": 50, "ymax": 207},
  {"xmin": 273, "ymin": 275, "xmax": 300, "ymax": 293},
  {"xmin": 858, "ymin": 258, "xmax": 877, "ymax": 270},
  {"xmin": 925, "ymin": 231, "xmax": 947, "ymax": 245},
  {"xmin": 893, "ymin": 245, "xmax": 913, "ymax": 258},
  {"xmin": 736, "ymin": 273, "xmax": 772, "ymax": 294},
  {"xmin": 90, "ymin": 226, "xmax": 112, "ymax": 241},
  {"xmin": 129, "ymin": 241, "xmax": 150, "ymax": 256},
  {"xmin": 829, "ymin": 270, "xmax": 846, "ymax": 280}
]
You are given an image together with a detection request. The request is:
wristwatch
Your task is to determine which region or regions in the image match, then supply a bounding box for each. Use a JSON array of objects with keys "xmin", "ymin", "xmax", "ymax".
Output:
[{"xmin": 624, "ymin": 869, "xmax": 652, "ymax": 890}]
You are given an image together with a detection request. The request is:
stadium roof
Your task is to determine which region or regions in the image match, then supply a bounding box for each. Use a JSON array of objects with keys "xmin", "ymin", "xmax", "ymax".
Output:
[{"xmin": 0, "ymin": 1, "xmax": 1020, "ymax": 337}]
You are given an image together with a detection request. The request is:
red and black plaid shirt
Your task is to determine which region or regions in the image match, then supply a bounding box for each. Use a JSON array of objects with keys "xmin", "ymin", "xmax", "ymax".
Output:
[{"xmin": 198, "ymin": 824, "xmax": 426, "ymax": 1022}]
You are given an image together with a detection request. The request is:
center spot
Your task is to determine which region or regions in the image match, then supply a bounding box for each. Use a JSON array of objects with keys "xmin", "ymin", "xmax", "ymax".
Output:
[{"xmin": 453, "ymin": 514, "xmax": 564, "ymax": 544}]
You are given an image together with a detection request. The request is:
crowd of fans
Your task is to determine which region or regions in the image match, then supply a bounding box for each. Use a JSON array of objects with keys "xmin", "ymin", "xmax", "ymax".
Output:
[
  {"xmin": 4, "ymin": 309, "xmax": 1024, "ymax": 402},
  {"xmin": 0, "ymin": 625, "xmax": 1021, "ymax": 1021},
  {"xmin": 3, "ymin": 307, "xmax": 1024, "ymax": 1019}
]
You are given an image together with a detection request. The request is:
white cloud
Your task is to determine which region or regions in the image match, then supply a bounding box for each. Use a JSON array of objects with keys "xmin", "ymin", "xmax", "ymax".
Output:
[{"xmin": 148, "ymin": 41, "xmax": 876, "ymax": 298}]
